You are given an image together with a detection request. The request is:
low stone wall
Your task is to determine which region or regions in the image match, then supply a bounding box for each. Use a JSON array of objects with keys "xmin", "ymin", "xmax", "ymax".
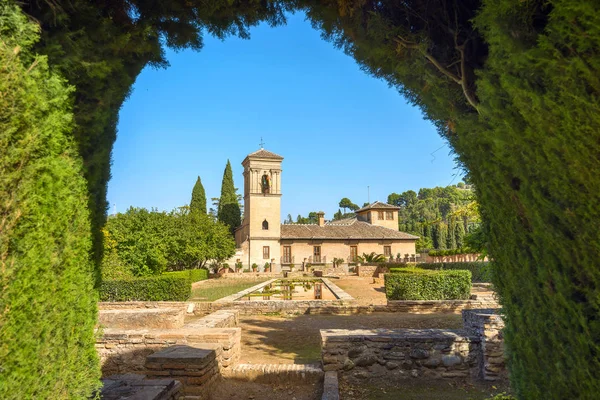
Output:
[
  {"xmin": 356, "ymin": 265, "xmax": 377, "ymax": 277},
  {"xmin": 195, "ymin": 298, "xmax": 497, "ymax": 316},
  {"xmin": 320, "ymin": 309, "xmax": 506, "ymax": 383},
  {"xmin": 321, "ymin": 329, "xmax": 481, "ymax": 382},
  {"xmin": 96, "ymin": 327, "xmax": 241, "ymax": 377},
  {"xmin": 356, "ymin": 265, "xmax": 390, "ymax": 277},
  {"xmin": 185, "ymin": 310, "xmax": 239, "ymax": 329},
  {"xmin": 98, "ymin": 301, "xmax": 189, "ymax": 311},
  {"xmin": 98, "ymin": 308, "xmax": 185, "ymax": 330},
  {"xmin": 146, "ymin": 345, "xmax": 221, "ymax": 399},
  {"xmin": 463, "ymin": 309, "xmax": 506, "ymax": 381}
]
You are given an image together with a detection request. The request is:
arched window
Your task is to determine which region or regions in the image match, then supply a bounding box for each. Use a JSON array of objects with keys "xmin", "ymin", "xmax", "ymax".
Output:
[{"xmin": 262, "ymin": 220, "xmax": 269, "ymax": 230}]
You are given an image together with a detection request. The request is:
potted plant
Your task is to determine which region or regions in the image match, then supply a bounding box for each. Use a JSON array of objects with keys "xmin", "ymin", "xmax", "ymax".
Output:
[
  {"xmin": 264, "ymin": 262, "xmax": 271, "ymax": 273},
  {"xmin": 289, "ymin": 263, "xmax": 295, "ymax": 272},
  {"xmin": 235, "ymin": 262, "xmax": 243, "ymax": 273},
  {"xmin": 252, "ymin": 263, "xmax": 258, "ymax": 272}
]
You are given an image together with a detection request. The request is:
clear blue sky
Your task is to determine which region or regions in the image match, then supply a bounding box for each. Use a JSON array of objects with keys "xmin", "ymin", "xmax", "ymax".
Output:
[{"xmin": 107, "ymin": 11, "xmax": 460, "ymax": 220}]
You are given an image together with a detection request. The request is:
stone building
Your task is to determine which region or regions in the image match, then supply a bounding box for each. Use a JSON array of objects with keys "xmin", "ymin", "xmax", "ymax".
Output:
[{"xmin": 233, "ymin": 148, "xmax": 418, "ymax": 271}]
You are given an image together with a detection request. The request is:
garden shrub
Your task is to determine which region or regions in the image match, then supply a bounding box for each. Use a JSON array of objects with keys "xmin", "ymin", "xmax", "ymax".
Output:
[
  {"xmin": 164, "ymin": 269, "xmax": 208, "ymax": 283},
  {"xmin": 0, "ymin": 5, "xmax": 100, "ymax": 398},
  {"xmin": 385, "ymin": 269, "xmax": 471, "ymax": 300},
  {"xmin": 419, "ymin": 262, "xmax": 493, "ymax": 283},
  {"xmin": 99, "ymin": 275, "xmax": 192, "ymax": 301}
]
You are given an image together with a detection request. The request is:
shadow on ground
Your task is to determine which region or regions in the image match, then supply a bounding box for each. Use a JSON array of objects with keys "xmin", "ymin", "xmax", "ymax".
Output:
[{"xmin": 237, "ymin": 312, "xmax": 463, "ymax": 364}]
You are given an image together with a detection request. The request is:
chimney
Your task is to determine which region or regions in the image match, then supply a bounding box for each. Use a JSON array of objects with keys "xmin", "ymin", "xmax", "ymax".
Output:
[{"xmin": 317, "ymin": 211, "xmax": 325, "ymax": 227}]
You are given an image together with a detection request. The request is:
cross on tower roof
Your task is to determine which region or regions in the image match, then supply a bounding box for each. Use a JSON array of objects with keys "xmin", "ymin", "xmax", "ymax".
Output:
[{"xmin": 259, "ymin": 137, "xmax": 265, "ymax": 149}]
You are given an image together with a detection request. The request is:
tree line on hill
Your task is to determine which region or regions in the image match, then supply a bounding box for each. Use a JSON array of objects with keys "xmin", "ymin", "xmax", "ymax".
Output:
[
  {"xmin": 101, "ymin": 160, "xmax": 242, "ymax": 279},
  {"xmin": 291, "ymin": 184, "xmax": 481, "ymax": 253}
]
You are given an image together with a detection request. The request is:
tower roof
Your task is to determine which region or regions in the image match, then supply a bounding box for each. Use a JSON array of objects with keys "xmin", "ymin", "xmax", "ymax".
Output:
[{"xmin": 246, "ymin": 148, "xmax": 284, "ymax": 160}]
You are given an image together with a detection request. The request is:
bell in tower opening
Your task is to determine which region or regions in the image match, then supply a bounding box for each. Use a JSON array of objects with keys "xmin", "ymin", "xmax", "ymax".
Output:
[{"xmin": 261, "ymin": 173, "xmax": 271, "ymax": 194}]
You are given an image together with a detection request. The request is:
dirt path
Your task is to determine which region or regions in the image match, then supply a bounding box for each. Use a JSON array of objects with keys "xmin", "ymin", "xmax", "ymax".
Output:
[
  {"xmin": 238, "ymin": 313, "xmax": 462, "ymax": 365},
  {"xmin": 334, "ymin": 277, "xmax": 388, "ymax": 305}
]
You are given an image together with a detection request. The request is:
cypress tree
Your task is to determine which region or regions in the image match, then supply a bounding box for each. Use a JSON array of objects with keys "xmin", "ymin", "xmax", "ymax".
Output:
[
  {"xmin": 438, "ymin": 223, "xmax": 447, "ymax": 250},
  {"xmin": 446, "ymin": 219, "xmax": 457, "ymax": 249},
  {"xmin": 190, "ymin": 176, "xmax": 207, "ymax": 214},
  {"xmin": 217, "ymin": 160, "xmax": 241, "ymax": 234},
  {"xmin": 454, "ymin": 221, "xmax": 466, "ymax": 249}
]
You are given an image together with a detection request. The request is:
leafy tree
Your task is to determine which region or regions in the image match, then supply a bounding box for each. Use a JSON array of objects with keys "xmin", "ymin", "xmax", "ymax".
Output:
[
  {"xmin": 217, "ymin": 160, "xmax": 241, "ymax": 234},
  {"xmin": 104, "ymin": 208, "xmax": 171, "ymax": 276},
  {"xmin": 338, "ymin": 197, "xmax": 359, "ymax": 212},
  {"xmin": 190, "ymin": 176, "xmax": 207, "ymax": 214},
  {"xmin": 296, "ymin": 211, "xmax": 319, "ymax": 224},
  {"xmin": 0, "ymin": 4, "xmax": 100, "ymax": 396},
  {"xmin": 166, "ymin": 207, "xmax": 235, "ymax": 269},
  {"xmin": 415, "ymin": 236, "xmax": 434, "ymax": 253},
  {"xmin": 103, "ymin": 206, "xmax": 235, "ymax": 274}
]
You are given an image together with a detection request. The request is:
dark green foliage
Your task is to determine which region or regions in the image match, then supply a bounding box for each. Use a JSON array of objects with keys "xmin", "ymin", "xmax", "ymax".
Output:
[
  {"xmin": 296, "ymin": 211, "xmax": 319, "ymax": 224},
  {"xmin": 190, "ymin": 176, "xmax": 207, "ymax": 214},
  {"xmin": 454, "ymin": 222, "xmax": 466, "ymax": 248},
  {"xmin": 21, "ymin": 0, "xmax": 289, "ymax": 282},
  {"xmin": 99, "ymin": 276, "xmax": 191, "ymax": 301},
  {"xmin": 418, "ymin": 262, "xmax": 492, "ymax": 283},
  {"xmin": 468, "ymin": 2, "xmax": 600, "ymax": 397},
  {"xmin": 385, "ymin": 269, "xmax": 472, "ymax": 300},
  {"xmin": 0, "ymin": 4, "xmax": 100, "ymax": 397},
  {"xmin": 339, "ymin": 197, "xmax": 359, "ymax": 212},
  {"xmin": 389, "ymin": 186, "xmax": 479, "ymax": 250},
  {"xmin": 218, "ymin": 160, "xmax": 241, "ymax": 234},
  {"xmin": 164, "ymin": 269, "xmax": 209, "ymax": 283},
  {"xmin": 15, "ymin": 0, "xmax": 600, "ymax": 397},
  {"xmin": 102, "ymin": 207, "xmax": 235, "ymax": 277}
]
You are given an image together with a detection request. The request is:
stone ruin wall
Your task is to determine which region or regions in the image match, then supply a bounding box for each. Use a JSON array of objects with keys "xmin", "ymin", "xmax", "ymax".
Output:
[{"xmin": 321, "ymin": 309, "xmax": 506, "ymax": 383}]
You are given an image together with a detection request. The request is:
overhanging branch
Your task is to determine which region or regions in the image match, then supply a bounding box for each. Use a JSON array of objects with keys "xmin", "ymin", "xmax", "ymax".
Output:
[{"xmin": 394, "ymin": 36, "xmax": 479, "ymax": 112}]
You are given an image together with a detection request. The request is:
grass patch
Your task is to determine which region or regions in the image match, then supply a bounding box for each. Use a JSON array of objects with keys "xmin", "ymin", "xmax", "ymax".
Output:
[{"xmin": 190, "ymin": 278, "xmax": 268, "ymax": 301}]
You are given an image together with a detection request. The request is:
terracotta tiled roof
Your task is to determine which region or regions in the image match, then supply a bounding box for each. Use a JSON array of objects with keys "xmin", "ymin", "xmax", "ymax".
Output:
[
  {"xmin": 246, "ymin": 148, "xmax": 284, "ymax": 160},
  {"xmin": 281, "ymin": 219, "xmax": 418, "ymax": 240},
  {"xmin": 355, "ymin": 201, "xmax": 400, "ymax": 213}
]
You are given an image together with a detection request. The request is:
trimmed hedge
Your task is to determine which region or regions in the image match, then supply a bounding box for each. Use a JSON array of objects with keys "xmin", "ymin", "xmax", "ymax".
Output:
[
  {"xmin": 385, "ymin": 269, "xmax": 472, "ymax": 300},
  {"xmin": 165, "ymin": 269, "xmax": 208, "ymax": 283},
  {"xmin": 99, "ymin": 275, "xmax": 191, "ymax": 301},
  {"xmin": 417, "ymin": 262, "xmax": 492, "ymax": 283},
  {"xmin": 0, "ymin": 5, "xmax": 100, "ymax": 398}
]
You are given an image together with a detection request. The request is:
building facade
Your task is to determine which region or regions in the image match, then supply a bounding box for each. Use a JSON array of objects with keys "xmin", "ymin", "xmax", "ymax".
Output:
[{"xmin": 233, "ymin": 149, "xmax": 418, "ymax": 271}]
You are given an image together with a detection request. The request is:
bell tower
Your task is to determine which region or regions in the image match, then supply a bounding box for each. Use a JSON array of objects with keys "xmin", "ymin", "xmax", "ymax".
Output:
[{"xmin": 236, "ymin": 147, "xmax": 283, "ymax": 270}]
